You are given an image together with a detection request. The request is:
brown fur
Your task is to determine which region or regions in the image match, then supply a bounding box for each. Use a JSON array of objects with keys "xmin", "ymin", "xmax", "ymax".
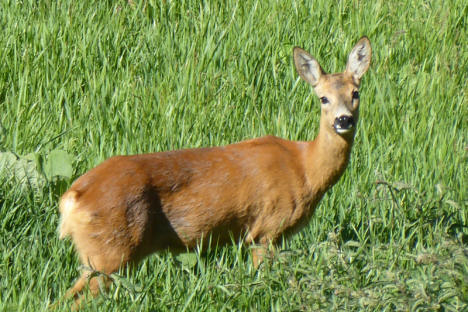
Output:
[{"xmin": 58, "ymin": 37, "xmax": 372, "ymax": 302}]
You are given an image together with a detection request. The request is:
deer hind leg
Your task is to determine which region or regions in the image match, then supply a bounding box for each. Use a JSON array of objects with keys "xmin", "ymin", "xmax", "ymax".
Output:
[
  {"xmin": 63, "ymin": 252, "xmax": 131, "ymax": 311},
  {"xmin": 65, "ymin": 259, "xmax": 118, "ymax": 300},
  {"xmin": 65, "ymin": 271, "xmax": 113, "ymax": 310},
  {"xmin": 59, "ymin": 191, "xmax": 149, "ymax": 303},
  {"xmin": 65, "ymin": 274, "xmax": 87, "ymax": 300},
  {"xmin": 65, "ymin": 229, "xmax": 135, "ymax": 302}
]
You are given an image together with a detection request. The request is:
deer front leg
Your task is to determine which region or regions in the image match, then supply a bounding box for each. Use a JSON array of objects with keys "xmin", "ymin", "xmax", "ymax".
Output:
[
  {"xmin": 249, "ymin": 234, "xmax": 278, "ymax": 268},
  {"xmin": 251, "ymin": 245, "xmax": 267, "ymax": 268}
]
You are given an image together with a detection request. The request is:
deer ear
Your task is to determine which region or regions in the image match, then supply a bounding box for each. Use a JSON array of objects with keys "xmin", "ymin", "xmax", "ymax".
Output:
[
  {"xmin": 346, "ymin": 36, "xmax": 372, "ymax": 82},
  {"xmin": 293, "ymin": 47, "xmax": 324, "ymax": 87}
]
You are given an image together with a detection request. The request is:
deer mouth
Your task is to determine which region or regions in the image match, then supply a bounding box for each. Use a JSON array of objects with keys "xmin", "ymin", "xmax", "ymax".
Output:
[{"xmin": 333, "ymin": 116, "xmax": 355, "ymax": 134}]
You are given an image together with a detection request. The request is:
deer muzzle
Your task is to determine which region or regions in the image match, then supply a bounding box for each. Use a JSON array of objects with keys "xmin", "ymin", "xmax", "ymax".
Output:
[{"xmin": 333, "ymin": 116, "xmax": 355, "ymax": 134}]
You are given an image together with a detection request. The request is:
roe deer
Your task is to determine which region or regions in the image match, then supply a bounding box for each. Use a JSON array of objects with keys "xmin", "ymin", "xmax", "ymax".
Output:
[{"xmin": 58, "ymin": 37, "xmax": 371, "ymax": 301}]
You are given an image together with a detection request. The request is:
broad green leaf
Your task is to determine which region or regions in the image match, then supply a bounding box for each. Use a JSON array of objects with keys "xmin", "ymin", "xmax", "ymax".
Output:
[
  {"xmin": 0, "ymin": 151, "xmax": 46, "ymax": 192},
  {"xmin": 43, "ymin": 149, "xmax": 73, "ymax": 180},
  {"xmin": 175, "ymin": 252, "xmax": 198, "ymax": 269}
]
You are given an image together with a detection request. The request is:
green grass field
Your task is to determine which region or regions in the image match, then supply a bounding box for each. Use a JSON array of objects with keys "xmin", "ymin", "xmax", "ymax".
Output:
[{"xmin": 0, "ymin": 0, "xmax": 466, "ymax": 310}]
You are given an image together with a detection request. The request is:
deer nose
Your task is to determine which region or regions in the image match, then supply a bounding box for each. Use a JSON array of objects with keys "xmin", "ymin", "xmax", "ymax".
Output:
[{"xmin": 334, "ymin": 116, "xmax": 355, "ymax": 133}]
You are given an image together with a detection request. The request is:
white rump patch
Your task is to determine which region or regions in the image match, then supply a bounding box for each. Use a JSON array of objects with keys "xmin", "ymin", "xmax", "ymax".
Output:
[{"xmin": 58, "ymin": 191, "xmax": 78, "ymax": 239}]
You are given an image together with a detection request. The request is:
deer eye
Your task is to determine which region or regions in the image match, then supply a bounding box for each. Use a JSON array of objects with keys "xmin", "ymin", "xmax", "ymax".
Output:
[
  {"xmin": 352, "ymin": 91, "xmax": 359, "ymax": 100},
  {"xmin": 320, "ymin": 97, "xmax": 329, "ymax": 104}
]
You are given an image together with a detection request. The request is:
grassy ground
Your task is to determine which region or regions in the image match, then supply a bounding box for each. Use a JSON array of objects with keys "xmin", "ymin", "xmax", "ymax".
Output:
[{"xmin": 0, "ymin": 0, "xmax": 466, "ymax": 311}]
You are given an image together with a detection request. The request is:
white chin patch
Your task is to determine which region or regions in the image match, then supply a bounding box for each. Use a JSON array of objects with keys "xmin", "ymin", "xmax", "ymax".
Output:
[{"xmin": 334, "ymin": 127, "xmax": 353, "ymax": 134}]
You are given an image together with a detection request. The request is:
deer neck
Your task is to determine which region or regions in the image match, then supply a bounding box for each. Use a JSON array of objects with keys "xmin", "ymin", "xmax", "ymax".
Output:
[{"xmin": 302, "ymin": 126, "xmax": 354, "ymax": 197}]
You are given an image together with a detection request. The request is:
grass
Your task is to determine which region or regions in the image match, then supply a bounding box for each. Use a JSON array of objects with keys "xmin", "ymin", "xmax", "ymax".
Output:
[{"xmin": 0, "ymin": 0, "xmax": 466, "ymax": 310}]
